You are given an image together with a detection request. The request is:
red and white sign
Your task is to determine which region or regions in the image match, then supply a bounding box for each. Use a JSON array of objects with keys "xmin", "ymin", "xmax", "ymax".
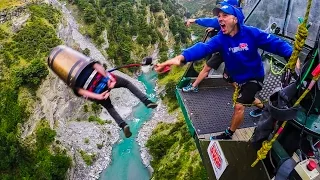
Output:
[{"xmin": 207, "ymin": 141, "xmax": 228, "ymax": 179}]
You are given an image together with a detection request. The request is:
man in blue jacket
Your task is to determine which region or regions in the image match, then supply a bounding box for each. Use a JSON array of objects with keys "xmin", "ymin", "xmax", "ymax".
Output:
[
  {"xmin": 183, "ymin": 0, "xmax": 242, "ymax": 94},
  {"xmin": 154, "ymin": 4, "xmax": 293, "ymax": 140}
]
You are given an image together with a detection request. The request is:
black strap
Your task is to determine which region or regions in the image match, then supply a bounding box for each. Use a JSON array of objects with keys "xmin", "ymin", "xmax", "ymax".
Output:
[
  {"xmin": 66, "ymin": 60, "xmax": 82, "ymax": 86},
  {"xmin": 49, "ymin": 48, "xmax": 64, "ymax": 68}
]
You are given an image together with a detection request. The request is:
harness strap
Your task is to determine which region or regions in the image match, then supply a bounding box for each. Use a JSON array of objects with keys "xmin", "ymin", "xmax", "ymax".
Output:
[{"xmin": 87, "ymin": 74, "xmax": 104, "ymax": 92}]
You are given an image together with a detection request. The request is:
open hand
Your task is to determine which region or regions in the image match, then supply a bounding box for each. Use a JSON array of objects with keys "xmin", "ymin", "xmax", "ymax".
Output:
[{"xmin": 154, "ymin": 55, "xmax": 184, "ymax": 73}]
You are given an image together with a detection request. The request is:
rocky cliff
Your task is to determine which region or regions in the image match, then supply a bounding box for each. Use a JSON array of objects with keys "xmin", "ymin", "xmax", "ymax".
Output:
[{"xmin": 19, "ymin": 0, "xmax": 153, "ymax": 179}]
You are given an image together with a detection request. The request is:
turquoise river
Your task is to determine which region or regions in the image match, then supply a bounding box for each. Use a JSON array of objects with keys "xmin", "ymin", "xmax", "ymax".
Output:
[{"xmin": 100, "ymin": 70, "xmax": 157, "ymax": 180}]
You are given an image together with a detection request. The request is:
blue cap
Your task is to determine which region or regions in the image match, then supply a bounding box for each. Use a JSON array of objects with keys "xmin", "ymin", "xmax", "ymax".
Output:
[
  {"xmin": 212, "ymin": 4, "xmax": 244, "ymax": 25},
  {"xmin": 213, "ymin": 4, "xmax": 237, "ymax": 17},
  {"xmin": 219, "ymin": 0, "xmax": 239, "ymax": 7}
]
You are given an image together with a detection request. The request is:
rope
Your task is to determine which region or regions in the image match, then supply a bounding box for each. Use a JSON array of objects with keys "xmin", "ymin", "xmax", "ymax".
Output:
[
  {"xmin": 251, "ymin": 74, "xmax": 320, "ymax": 168},
  {"xmin": 270, "ymin": 56, "xmax": 286, "ymax": 75},
  {"xmin": 251, "ymin": 121, "xmax": 287, "ymax": 167},
  {"xmin": 295, "ymin": 75, "xmax": 320, "ymax": 105},
  {"xmin": 232, "ymin": 86, "xmax": 240, "ymax": 107},
  {"xmin": 251, "ymin": 0, "xmax": 313, "ymax": 167},
  {"xmin": 252, "ymin": 75, "xmax": 318, "ymax": 167},
  {"xmin": 286, "ymin": 0, "xmax": 312, "ymax": 72}
]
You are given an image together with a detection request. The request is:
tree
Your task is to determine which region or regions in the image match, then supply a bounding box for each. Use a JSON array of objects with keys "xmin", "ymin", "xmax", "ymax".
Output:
[
  {"xmin": 156, "ymin": 15, "xmax": 164, "ymax": 27},
  {"xmin": 169, "ymin": 17, "xmax": 178, "ymax": 35},
  {"xmin": 137, "ymin": 34, "xmax": 150, "ymax": 47},
  {"xmin": 93, "ymin": 20, "xmax": 105, "ymax": 37},
  {"xmin": 150, "ymin": 1, "xmax": 162, "ymax": 12},
  {"xmin": 83, "ymin": 48, "xmax": 90, "ymax": 56},
  {"xmin": 84, "ymin": 4, "xmax": 97, "ymax": 23}
]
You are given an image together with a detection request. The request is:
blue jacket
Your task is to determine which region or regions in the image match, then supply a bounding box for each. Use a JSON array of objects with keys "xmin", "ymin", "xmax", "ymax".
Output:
[
  {"xmin": 195, "ymin": 18, "xmax": 220, "ymax": 29},
  {"xmin": 182, "ymin": 26, "xmax": 293, "ymax": 84},
  {"xmin": 195, "ymin": 7, "xmax": 244, "ymax": 30}
]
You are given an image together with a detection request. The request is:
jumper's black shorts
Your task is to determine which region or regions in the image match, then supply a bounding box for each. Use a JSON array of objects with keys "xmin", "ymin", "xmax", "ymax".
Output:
[
  {"xmin": 237, "ymin": 79, "xmax": 264, "ymax": 104},
  {"xmin": 206, "ymin": 52, "xmax": 223, "ymax": 70},
  {"xmin": 206, "ymin": 52, "xmax": 234, "ymax": 83}
]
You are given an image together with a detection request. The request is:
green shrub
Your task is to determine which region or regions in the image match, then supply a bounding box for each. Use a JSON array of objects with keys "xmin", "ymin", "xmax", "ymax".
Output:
[
  {"xmin": 36, "ymin": 126, "xmax": 56, "ymax": 149},
  {"xmin": 29, "ymin": 4, "xmax": 61, "ymax": 26},
  {"xmin": 6, "ymin": 18, "xmax": 61, "ymax": 60},
  {"xmin": 13, "ymin": 58, "xmax": 48, "ymax": 89},
  {"xmin": 97, "ymin": 143, "xmax": 103, "ymax": 149},
  {"xmin": 79, "ymin": 150, "xmax": 95, "ymax": 166},
  {"xmin": 83, "ymin": 104, "xmax": 89, "ymax": 112},
  {"xmin": 91, "ymin": 102, "xmax": 101, "ymax": 114},
  {"xmin": 83, "ymin": 48, "xmax": 90, "ymax": 56},
  {"xmin": 105, "ymin": 120, "xmax": 112, "ymax": 124},
  {"xmin": 88, "ymin": 116, "xmax": 105, "ymax": 125},
  {"xmin": 88, "ymin": 116, "xmax": 95, "ymax": 122},
  {"xmin": 83, "ymin": 4, "xmax": 97, "ymax": 24},
  {"xmin": 0, "ymin": 27, "xmax": 8, "ymax": 40}
]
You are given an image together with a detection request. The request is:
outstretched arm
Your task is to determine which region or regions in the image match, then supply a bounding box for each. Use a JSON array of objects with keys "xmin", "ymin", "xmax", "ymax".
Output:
[
  {"xmin": 154, "ymin": 36, "xmax": 222, "ymax": 73},
  {"xmin": 181, "ymin": 35, "xmax": 221, "ymax": 62},
  {"xmin": 194, "ymin": 18, "xmax": 220, "ymax": 29},
  {"xmin": 154, "ymin": 55, "xmax": 185, "ymax": 72},
  {"xmin": 254, "ymin": 28, "xmax": 293, "ymax": 59}
]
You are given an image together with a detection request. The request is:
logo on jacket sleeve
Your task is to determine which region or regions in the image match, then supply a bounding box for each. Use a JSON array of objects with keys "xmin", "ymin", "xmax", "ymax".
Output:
[{"xmin": 229, "ymin": 43, "xmax": 249, "ymax": 53}]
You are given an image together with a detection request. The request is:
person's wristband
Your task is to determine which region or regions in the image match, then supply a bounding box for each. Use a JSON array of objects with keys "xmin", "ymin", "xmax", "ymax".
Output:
[
  {"xmin": 179, "ymin": 56, "xmax": 186, "ymax": 65},
  {"xmin": 180, "ymin": 59, "xmax": 186, "ymax": 65}
]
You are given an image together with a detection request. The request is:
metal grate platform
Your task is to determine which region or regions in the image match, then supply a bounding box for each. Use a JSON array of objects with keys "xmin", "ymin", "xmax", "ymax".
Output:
[
  {"xmin": 178, "ymin": 87, "xmax": 257, "ymax": 135},
  {"xmin": 179, "ymin": 62, "xmax": 283, "ymax": 136},
  {"xmin": 258, "ymin": 65, "xmax": 282, "ymax": 101}
]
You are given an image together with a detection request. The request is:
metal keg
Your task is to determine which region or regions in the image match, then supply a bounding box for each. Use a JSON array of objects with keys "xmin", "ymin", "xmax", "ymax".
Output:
[{"xmin": 47, "ymin": 45, "xmax": 94, "ymax": 88}]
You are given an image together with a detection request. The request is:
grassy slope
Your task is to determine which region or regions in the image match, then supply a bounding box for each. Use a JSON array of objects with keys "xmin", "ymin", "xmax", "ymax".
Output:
[
  {"xmin": 0, "ymin": 0, "xmax": 25, "ymax": 10},
  {"xmin": 147, "ymin": 114, "xmax": 207, "ymax": 180},
  {"xmin": 0, "ymin": 4, "xmax": 71, "ymax": 179}
]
